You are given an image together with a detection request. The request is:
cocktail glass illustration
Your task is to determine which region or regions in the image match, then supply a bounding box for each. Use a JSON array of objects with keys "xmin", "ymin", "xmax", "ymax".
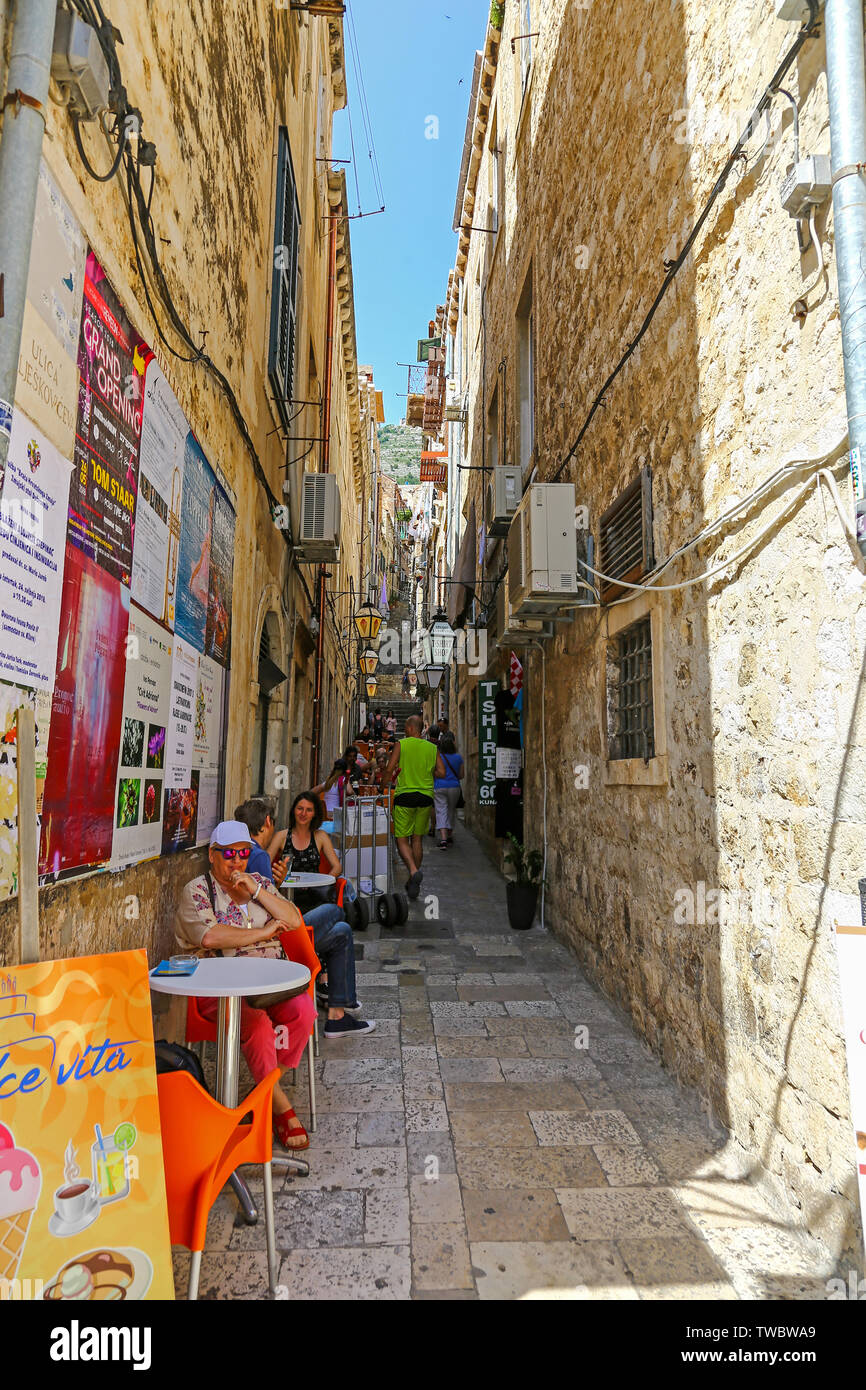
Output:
[{"xmin": 91, "ymin": 1125, "xmax": 131, "ymax": 1206}]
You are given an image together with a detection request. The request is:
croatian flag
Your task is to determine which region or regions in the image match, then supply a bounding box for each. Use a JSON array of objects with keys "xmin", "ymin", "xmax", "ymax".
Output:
[{"xmin": 510, "ymin": 652, "xmax": 524, "ymax": 698}]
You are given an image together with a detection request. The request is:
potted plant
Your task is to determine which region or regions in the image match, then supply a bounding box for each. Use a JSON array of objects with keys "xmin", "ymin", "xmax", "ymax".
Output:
[{"xmin": 504, "ymin": 834, "xmax": 544, "ymax": 931}]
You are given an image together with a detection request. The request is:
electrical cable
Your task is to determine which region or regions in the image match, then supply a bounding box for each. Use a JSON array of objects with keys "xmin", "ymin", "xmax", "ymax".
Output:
[
  {"xmin": 66, "ymin": 1, "xmax": 287, "ymax": 520},
  {"xmin": 345, "ymin": 0, "xmax": 385, "ymax": 211},
  {"xmin": 551, "ymin": 3, "xmax": 822, "ymax": 486},
  {"xmin": 588, "ymin": 456, "xmax": 849, "ymax": 601},
  {"xmin": 71, "ymin": 109, "xmax": 126, "ymax": 181}
]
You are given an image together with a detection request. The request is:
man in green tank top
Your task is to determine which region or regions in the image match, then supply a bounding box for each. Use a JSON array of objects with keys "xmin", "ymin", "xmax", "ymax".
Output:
[{"xmin": 386, "ymin": 715, "xmax": 446, "ymax": 900}]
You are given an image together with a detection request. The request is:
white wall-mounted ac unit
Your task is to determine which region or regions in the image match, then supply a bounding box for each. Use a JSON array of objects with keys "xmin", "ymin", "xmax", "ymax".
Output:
[
  {"xmin": 488, "ymin": 466, "xmax": 522, "ymax": 537},
  {"xmin": 495, "ymin": 577, "xmax": 551, "ymax": 648},
  {"xmin": 299, "ymin": 473, "xmax": 341, "ymax": 561},
  {"xmin": 507, "ymin": 482, "xmax": 582, "ymax": 616}
]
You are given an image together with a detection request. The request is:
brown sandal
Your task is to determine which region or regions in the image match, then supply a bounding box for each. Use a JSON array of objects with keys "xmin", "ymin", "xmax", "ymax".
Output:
[{"xmin": 273, "ymin": 1106, "xmax": 310, "ymax": 1151}]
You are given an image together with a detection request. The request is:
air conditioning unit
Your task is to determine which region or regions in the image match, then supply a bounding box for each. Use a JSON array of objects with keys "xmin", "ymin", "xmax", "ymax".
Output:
[
  {"xmin": 495, "ymin": 577, "xmax": 551, "ymax": 649},
  {"xmin": 488, "ymin": 466, "xmax": 522, "ymax": 537},
  {"xmin": 299, "ymin": 473, "xmax": 341, "ymax": 561},
  {"xmin": 507, "ymin": 483, "xmax": 582, "ymax": 616}
]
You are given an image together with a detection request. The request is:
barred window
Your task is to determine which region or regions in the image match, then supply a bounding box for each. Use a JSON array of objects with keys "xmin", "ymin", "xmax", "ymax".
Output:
[{"xmin": 607, "ymin": 617, "xmax": 655, "ymax": 762}]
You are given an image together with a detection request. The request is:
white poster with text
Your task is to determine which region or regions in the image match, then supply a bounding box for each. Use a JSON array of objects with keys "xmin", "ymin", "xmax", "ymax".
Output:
[
  {"xmin": 111, "ymin": 605, "xmax": 172, "ymax": 867},
  {"xmin": 0, "ymin": 410, "xmax": 72, "ymax": 690},
  {"xmin": 165, "ymin": 635, "xmax": 198, "ymax": 790}
]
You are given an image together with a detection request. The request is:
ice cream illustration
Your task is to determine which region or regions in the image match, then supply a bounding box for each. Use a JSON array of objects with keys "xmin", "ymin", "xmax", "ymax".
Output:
[{"xmin": 0, "ymin": 1123, "xmax": 41, "ymax": 1284}]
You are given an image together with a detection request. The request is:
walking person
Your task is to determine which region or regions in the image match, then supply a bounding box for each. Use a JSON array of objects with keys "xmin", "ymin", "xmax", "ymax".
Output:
[
  {"xmin": 385, "ymin": 715, "xmax": 446, "ymax": 900},
  {"xmin": 401, "ymin": 667, "xmax": 410, "ymax": 698},
  {"xmin": 434, "ymin": 733, "xmax": 464, "ymax": 849}
]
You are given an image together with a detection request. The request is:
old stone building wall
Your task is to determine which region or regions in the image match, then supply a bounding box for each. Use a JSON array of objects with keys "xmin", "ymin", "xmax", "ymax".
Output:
[
  {"xmin": 448, "ymin": 0, "xmax": 866, "ymax": 1264},
  {"xmin": 0, "ymin": 2, "xmax": 368, "ymax": 965}
]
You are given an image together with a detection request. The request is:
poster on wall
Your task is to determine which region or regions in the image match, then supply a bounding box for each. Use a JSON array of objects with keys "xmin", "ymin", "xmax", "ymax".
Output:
[
  {"xmin": 174, "ymin": 433, "xmax": 234, "ymax": 665},
  {"xmin": 39, "ymin": 544, "xmax": 131, "ymax": 878},
  {"xmin": 67, "ymin": 252, "xmax": 145, "ymax": 587},
  {"xmin": 205, "ymin": 482, "xmax": 234, "ymax": 666},
  {"xmin": 0, "ymin": 950, "xmax": 175, "ymax": 1301},
  {"xmin": 131, "ymin": 356, "xmax": 186, "ymax": 629},
  {"xmin": 165, "ymin": 636, "xmax": 198, "ymax": 791},
  {"xmin": 13, "ymin": 160, "xmax": 86, "ymax": 460},
  {"xmin": 0, "ymin": 683, "xmax": 51, "ymax": 903},
  {"xmin": 110, "ymin": 606, "xmax": 172, "ymax": 870},
  {"xmin": 833, "ymin": 923, "xmax": 866, "ymax": 1255},
  {"xmin": 161, "ymin": 773, "xmax": 199, "ymax": 856},
  {"xmin": 0, "ymin": 411, "xmax": 73, "ymax": 691},
  {"xmin": 193, "ymin": 655, "xmax": 224, "ymax": 845}
]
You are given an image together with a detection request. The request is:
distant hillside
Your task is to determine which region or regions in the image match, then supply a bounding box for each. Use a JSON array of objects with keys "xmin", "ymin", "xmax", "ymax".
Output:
[{"xmin": 379, "ymin": 424, "xmax": 422, "ymax": 485}]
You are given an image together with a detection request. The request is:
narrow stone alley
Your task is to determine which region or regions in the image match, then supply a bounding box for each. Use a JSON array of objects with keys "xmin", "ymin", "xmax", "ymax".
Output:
[{"xmin": 174, "ymin": 827, "xmax": 834, "ymax": 1302}]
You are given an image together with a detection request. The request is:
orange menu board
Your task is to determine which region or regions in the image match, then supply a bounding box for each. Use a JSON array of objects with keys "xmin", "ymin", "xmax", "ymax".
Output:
[{"xmin": 0, "ymin": 949, "xmax": 174, "ymax": 1302}]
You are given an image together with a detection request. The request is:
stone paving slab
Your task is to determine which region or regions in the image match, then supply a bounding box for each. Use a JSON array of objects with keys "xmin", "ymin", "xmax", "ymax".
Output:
[
  {"xmin": 276, "ymin": 1246, "xmax": 411, "ymax": 1300},
  {"xmin": 471, "ymin": 1240, "xmax": 638, "ymax": 1301}
]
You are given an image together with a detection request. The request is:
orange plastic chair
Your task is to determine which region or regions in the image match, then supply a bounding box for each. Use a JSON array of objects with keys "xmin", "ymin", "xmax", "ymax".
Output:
[
  {"xmin": 157, "ymin": 1067, "xmax": 281, "ymax": 1300},
  {"xmin": 186, "ymin": 994, "xmax": 216, "ymax": 1052}
]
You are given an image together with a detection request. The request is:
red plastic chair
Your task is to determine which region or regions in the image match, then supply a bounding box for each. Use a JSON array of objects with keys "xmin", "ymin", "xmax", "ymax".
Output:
[
  {"xmin": 157, "ymin": 1068, "xmax": 281, "ymax": 1300},
  {"xmin": 319, "ymin": 851, "xmax": 348, "ymax": 908}
]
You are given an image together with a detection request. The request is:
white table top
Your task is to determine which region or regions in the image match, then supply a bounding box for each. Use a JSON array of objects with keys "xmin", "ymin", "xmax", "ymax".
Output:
[
  {"xmin": 149, "ymin": 957, "xmax": 311, "ymax": 998},
  {"xmin": 282, "ymin": 872, "xmax": 335, "ymax": 889}
]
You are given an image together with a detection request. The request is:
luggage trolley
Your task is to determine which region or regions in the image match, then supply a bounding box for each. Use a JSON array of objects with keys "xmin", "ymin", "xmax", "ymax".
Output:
[{"xmin": 341, "ymin": 789, "xmax": 409, "ymax": 928}]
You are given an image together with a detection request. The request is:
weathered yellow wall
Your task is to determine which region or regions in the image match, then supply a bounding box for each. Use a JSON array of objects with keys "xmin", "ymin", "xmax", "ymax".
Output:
[
  {"xmin": 0, "ymin": 3, "xmax": 366, "ymax": 964},
  {"xmin": 452, "ymin": 1, "xmax": 865, "ymax": 1262}
]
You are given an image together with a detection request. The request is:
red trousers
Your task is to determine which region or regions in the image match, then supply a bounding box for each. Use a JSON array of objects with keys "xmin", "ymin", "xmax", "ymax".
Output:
[{"xmin": 198, "ymin": 992, "xmax": 316, "ymax": 1082}]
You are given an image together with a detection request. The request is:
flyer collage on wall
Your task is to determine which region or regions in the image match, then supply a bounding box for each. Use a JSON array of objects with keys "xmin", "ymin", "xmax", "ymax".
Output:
[{"xmin": 0, "ymin": 162, "xmax": 235, "ymax": 899}]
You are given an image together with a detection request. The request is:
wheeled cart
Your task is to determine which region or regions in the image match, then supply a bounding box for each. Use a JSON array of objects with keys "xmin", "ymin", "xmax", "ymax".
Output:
[{"xmin": 341, "ymin": 790, "xmax": 409, "ymax": 928}]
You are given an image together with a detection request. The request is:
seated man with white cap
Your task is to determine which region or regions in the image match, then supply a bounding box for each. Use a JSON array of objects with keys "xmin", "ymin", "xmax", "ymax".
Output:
[{"xmin": 174, "ymin": 819, "xmax": 317, "ymax": 1152}]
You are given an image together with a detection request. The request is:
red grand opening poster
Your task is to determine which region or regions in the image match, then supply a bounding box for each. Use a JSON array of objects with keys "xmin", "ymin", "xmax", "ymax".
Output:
[{"xmin": 39, "ymin": 544, "xmax": 131, "ymax": 877}]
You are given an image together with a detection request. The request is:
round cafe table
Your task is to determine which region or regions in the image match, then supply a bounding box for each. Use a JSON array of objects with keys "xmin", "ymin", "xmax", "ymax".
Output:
[
  {"xmin": 150, "ymin": 957, "xmax": 312, "ymax": 1200},
  {"xmin": 281, "ymin": 871, "xmax": 336, "ymax": 899}
]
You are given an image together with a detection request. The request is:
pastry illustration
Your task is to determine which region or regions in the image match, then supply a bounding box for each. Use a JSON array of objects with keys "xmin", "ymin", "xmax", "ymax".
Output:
[
  {"xmin": 0, "ymin": 1123, "xmax": 41, "ymax": 1284},
  {"xmin": 44, "ymin": 1248, "xmax": 136, "ymax": 1301}
]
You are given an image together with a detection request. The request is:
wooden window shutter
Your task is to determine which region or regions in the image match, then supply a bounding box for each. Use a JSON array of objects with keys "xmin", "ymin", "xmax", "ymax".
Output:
[
  {"xmin": 598, "ymin": 466, "xmax": 654, "ymax": 601},
  {"xmin": 268, "ymin": 129, "xmax": 301, "ymax": 427}
]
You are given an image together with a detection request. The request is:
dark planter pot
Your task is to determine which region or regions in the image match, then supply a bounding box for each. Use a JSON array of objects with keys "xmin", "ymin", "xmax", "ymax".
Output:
[{"xmin": 507, "ymin": 881, "xmax": 539, "ymax": 931}]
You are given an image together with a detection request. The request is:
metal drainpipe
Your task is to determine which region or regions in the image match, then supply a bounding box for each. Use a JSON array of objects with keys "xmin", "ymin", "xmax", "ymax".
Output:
[
  {"xmin": 310, "ymin": 209, "xmax": 339, "ymax": 785},
  {"xmin": 825, "ymin": 0, "xmax": 866, "ymax": 556},
  {"xmin": 0, "ymin": 0, "xmax": 58, "ymax": 477}
]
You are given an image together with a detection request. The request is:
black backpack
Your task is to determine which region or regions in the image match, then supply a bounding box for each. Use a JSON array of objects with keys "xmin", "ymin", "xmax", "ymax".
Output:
[{"xmin": 154, "ymin": 1038, "xmax": 207, "ymax": 1087}]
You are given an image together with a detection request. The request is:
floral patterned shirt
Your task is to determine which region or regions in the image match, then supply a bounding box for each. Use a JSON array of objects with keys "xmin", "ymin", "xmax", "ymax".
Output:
[{"xmin": 174, "ymin": 872, "xmax": 285, "ymax": 958}]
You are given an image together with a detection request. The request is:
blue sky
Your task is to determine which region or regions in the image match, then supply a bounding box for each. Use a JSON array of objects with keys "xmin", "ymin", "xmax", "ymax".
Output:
[{"xmin": 335, "ymin": 0, "xmax": 489, "ymax": 424}]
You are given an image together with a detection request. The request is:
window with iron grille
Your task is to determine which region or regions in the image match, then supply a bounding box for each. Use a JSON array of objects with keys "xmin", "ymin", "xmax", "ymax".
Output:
[
  {"xmin": 607, "ymin": 617, "xmax": 655, "ymax": 762},
  {"xmin": 268, "ymin": 128, "xmax": 301, "ymax": 428},
  {"xmin": 598, "ymin": 466, "xmax": 654, "ymax": 601}
]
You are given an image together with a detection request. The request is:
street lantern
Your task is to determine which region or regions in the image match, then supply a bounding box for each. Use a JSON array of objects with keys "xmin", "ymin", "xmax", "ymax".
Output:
[
  {"xmin": 360, "ymin": 648, "xmax": 379, "ymax": 677},
  {"xmin": 428, "ymin": 610, "xmax": 457, "ymax": 666},
  {"xmin": 365, "ymin": 677, "xmax": 378, "ymax": 699},
  {"xmin": 354, "ymin": 602, "xmax": 383, "ymax": 645},
  {"xmin": 422, "ymin": 664, "xmax": 446, "ymax": 692}
]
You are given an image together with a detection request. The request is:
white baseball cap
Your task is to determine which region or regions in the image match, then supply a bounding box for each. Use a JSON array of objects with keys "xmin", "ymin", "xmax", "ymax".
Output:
[{"xmin": 210, "ymin": 820, "xmax": 254, "ymax": 847}]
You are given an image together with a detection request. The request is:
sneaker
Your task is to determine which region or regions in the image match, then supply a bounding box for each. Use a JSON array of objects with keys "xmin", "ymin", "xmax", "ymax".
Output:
[
  {"xmin": 344, "ymin": 1002, "xmax": 364, "ymax": 1016},
  {"xmin": 323, "ymin": 1015, "xmax": 377, "ymax": 1040},
  {"xmin": 407, "ymin": 871, "xmax": 423, "ymax": 901}
]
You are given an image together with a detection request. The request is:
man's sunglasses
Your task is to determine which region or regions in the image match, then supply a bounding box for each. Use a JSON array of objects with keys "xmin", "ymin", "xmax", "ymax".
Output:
[{"xmin": 216, "ymin": 847, "xmax": 251, "ymax": 861}]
